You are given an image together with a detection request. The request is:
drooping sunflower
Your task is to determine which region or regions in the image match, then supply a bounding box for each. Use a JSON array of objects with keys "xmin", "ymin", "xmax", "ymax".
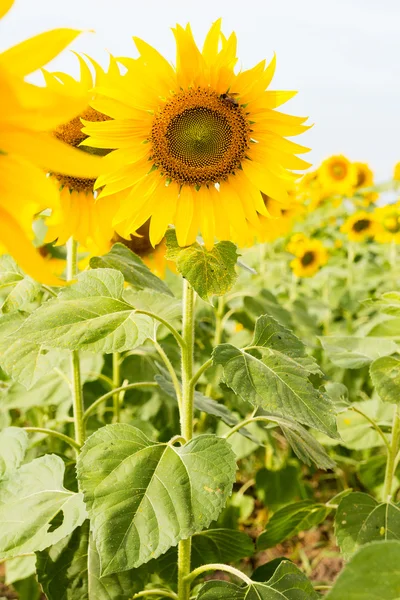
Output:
[
  {"xmin": 0, "ymin": 1, "xmax": 102, "ymax": 283},
  {"xmin": 373, "ymin": 202, "xmax": 400, "ymax": 244},
  {"xmin": 318, "ymin": 155, "xmax": 357, "ymax": 197},
  {"xmin": 83, "ymin": 20, "xmax": 311, "ymax": 251},
  {"xmin": 287, "ymin": 235, "xmax": 328, "ymax": 277},
  {"xmin": 341, "ymin": 210, "xmax": 378, "ymax": 242},
  {"xmin": 44, "ymin": 54, "xmax": 120, "ymax": 254},
  {"xmin": 353, "ymin": 162, "xmax": 377, "ymax": 205}
]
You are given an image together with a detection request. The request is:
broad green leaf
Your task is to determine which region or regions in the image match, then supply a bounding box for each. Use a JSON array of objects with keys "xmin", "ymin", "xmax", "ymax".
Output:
[
  {"xmin": 243, "ymin": 290, "xmax": 293, "ymax": 329},
  {"xmin": 326, "ymin": 540, "xmax": 400, "ymax": 600},
  {"xmin": 335, "ymin": 492, "xmax": 400, "ymax": 559},
  {"xmin": 0, "ymin": 454, "xmax": 87, "ymax": 559},
  {"xmin": 155, "ymin": 374, "xmax": 260, "ymax": 444},
  {"xmin": 123, "ymin": 288, "xmax": 181, "ymax": 326},
  {"xmin": 77, "ymin": 424, "xmax": 236, "ymax": 575},
  {"xmin": 197, "ymin": 560, "xmax": 318, "ymax": 599},
  {"xmin": 5, "ymin": 555, "xmax": 36, "ymax": 585},
  {"xmin": 255, "ymin": 465, "xmax": 299, "ymax": 509},
  {"xmin": 337, "ymin": 399, "xmax": 394, "ymax": 450},
  {"xmin": 165, "ymin": 229, "xmax": 238, "ymax": 302},
  {"xmin": 370, "ymin": 355, "xmax": 400, "ymax": 404},
  {"xmin": 368, "ymin": 291, "xmax": 400, "ymax": 316},
  {"xmin": 13, "ymin": 574, "xmax": 41, "ymax": 600},
  {"xmin": 90, "ymin": 242, "xmax": 173, "ymax": 296},
  {"xmin": 0, "ymin": 427, "xmax": 28, "ymax": 479},
  {"xmin": 0, "ymin": 255, "xmax": 41, "ymax": 313},
  {"xmin": 0, "ymin": 254, "xmax": 24, "ymax": 288},
  {"xmin": 319, "ymin": 336, "xmax": 398, "ymax": 369},
  {"xmin": 257, "ymin": 500, "xmax": 331, "ymax": 550},
  {"xmin": 17, "ymin": 269, "xmax": 153, "ymax": 353},
  {"xmin": 213, "ymin": 345, "xmax": 337, "ymax": 438},
  {"xmin": 36, "ymin": 521, "xmax": 148, "ymax": 600}
]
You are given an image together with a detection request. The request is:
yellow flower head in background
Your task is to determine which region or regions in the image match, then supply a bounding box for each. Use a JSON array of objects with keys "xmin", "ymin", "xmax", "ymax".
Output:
[
  {"xmin": 298, "ymin": 169, "xmax": 332, "ymax": 209},
  {"xmin": 0, "ymin": 0, "xmax": 102, "ymax": 284},
  {"xmin": 44, "ymin": 54, "xmax": 119, "ymax": 254},
  {"xmin": 353, "ymin": 162, "xmax": 377, "ymax": 205},
  {"xmin": 318, "ymin": 154, "xmax": 357, "ymax": 197},
  {"xmin": 373, "ymin": 202, "xmax": 400, "ymax": 244},
  {"xmin": 394, "ymin": 162, "xmax": 400, "ymax": 181},
  {"xmin": 341, "ymin": 210, "xmax": 378, "ymax": 242},
  {"xmin": 83, "ymin": 20, "xmax": 311, "ymax": 251},
  {"xmin": 287, "ymin": 235, "xmax": 328, "ymax": 277}
]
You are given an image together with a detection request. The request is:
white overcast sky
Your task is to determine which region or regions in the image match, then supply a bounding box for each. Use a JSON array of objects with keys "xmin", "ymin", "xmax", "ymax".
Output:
[{"xmin": 2, "ymin": 0, "xmax": 399, "ymax": 181}]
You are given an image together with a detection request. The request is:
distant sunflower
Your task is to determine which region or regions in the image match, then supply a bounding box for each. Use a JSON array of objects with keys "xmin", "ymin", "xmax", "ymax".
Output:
[
  {"xmin": 318, "ymin": 155, "xmax": 357, "ymax": 197},
  {"xmin": 353, "ymin": 162, "xmax": 377, "ymax": 205},
  {"xmin": 374, "ymin": 203, "xmax": 400, "ymax": 244},
  {"xmin": 44, "ymin": 54, "xmax": 119, "ymax": 254},
  {"xmin": 341, "ymin": 210, "xmax": 377, "ymax": 242},
  {"xmin": 83, "ymin": 20, "xmax": 311, "ymax": 250},
  {"xmin": 394, "ymin": 163, "xmax": 400, "ymax": 181},
  {"xmin": 287, "ymin": 236, "xmax": 328, "ymax": 277},
  {"xmin": 253, "ymin": 192, "xmax": 305, "ymax": 243},
  {"xmin": 0, "ymin": 2, "xmax": 102, "ymax": 284}
]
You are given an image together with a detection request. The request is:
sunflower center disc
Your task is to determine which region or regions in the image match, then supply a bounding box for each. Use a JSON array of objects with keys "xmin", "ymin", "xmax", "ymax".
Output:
[
  {"xmin": 353, "ymin": 219, "xmax": 370, "ymax": 232},
  {"xmin": 150, "ymin": 87, "xmax": 250, "ymax": 185},
  {"xmin": 301, "ymin": 251, "xmax": 315, "ymax": 266}
]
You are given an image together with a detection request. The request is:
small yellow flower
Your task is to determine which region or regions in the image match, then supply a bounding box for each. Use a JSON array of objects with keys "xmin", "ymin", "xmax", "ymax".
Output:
[
  {"xmin": 353, "ymin": 162, "xmax": 378, "ymax": 205},
  {"xmin": 341, "ymin": 210, "xmax": 378, "ymax": 242},
  {"xmin": 373, "ymin": 202, "xmax": 400, "ymax": 244},
  {"xmin": 287, "ymin": 236, "xmax": 328, "ymax": 277},
  {"xmin": 83, "ymin": 20, "xmax": 311, "ymax": 250},
  {"xmin": 298, "ymin": 170, "xmax": 331, "ymax": 209},
  {"xmin": 0, "ymin": 2, "xmax": 102, "ymax": 284},
  {"xmin": 318, "ymin": 155, "xmax": 357, "ymax": 197}
]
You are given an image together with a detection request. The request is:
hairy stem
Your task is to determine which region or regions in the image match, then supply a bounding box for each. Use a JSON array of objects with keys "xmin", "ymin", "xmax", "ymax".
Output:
[
  {"xmin": 383, "ymin": 405, "xmax": 400, "ymax": 502},
  {"xmin": 112, "ymin": 352, "xmax": 121, "ymax": 422},
  {"xmin": 24, "ymin": 427, "xmax": 81, "ymax": 451},
  {"xmin": 183, "ymin": 563, "xmax": 252, "ymax": 586},
  {"xmin": 177, "ymin": 279, "xmax": 195, "ymax": 600},
  {"xmin": 83, "ymin": 382, "xmax": 158, "ymax": 422}
]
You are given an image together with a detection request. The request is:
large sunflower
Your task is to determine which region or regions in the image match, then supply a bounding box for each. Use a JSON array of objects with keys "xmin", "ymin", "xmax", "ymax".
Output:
[
  {"xmin": 83, "ymin": 20, "xmax": 311, "ymax": 250},
  {"xmin": 44, "ymin": 54, "xmax": 119, "ymax": 254},
  {"xmin": 0, "ymin": 0, "xmax": 102, "ymax": 284}
]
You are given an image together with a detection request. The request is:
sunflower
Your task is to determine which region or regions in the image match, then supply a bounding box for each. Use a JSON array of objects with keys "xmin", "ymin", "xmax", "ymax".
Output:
[
  {"xmin": 318, "ymin": 155, "xmax": 357, "ymax": 197},
  {"xmin": 298, "ymin": 170, "xmax": 331, "ymax": 209},
  {"xmin": 394, "ymin": 163, "xmax": 400, "ymax": 181},
  {"xmin": 373, "ymin": 203, "xmax": 400, "ymax": 244},
  {"xmin": 341, "ymin": 210, "xmax": 378, "ymax": 242},
  {"xmin": 83, "ymin": 20, "xmax": 311, "ymax": 251},
  {"xmin": 113, "ymin": 221, "xmax": 176, "ymax": 279},
  {"xmin": 44, "ymin": 54, "xmax": 119, "ymax": 254},
  {"xmin": 0, "ymin": 1, "xmax": 102, "ymax": 284},
  {"xmin": 287, "ymin": 236, "xmax": 328, "ymax": 277},
  {"xmin": 253, "ymin": 191, "xmax": 305, "ymax": 243},
  {"xmin": 353, "ymin": 162, "xmax": 377, "ymax": 205}
]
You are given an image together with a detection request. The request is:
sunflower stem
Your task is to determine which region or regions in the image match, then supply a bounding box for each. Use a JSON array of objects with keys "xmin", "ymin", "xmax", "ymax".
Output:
[
  {"xmin": 112, "ymin": 352, "xmax": 121, "ymax": 422},
  {"xmin": 67, "ymin": 238, "xmax": 85, "ymax": 450},
  {"xmin": 383, "ymin": 405, "xmax": 400, "ymax": 502},
  {"xmin": 177, "ymin": 279, "xmax": 195, "ymax": 600}
]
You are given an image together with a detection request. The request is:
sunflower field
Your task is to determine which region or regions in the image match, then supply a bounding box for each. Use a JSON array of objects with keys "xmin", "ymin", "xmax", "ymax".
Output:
[{"xmin": 2, "ymin": 2, "xmax": 400, "ymax": 599}]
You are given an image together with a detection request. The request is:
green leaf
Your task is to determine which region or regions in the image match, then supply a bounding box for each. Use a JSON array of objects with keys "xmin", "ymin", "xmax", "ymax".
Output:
[
  {"xmin": 257, "ymin": 500, "xmax": 331, "ymax": 550},
  {"xmin": 90, "ymin": 242, "xmax": 173, "ymax": 296},
  {"xmin": 77, "ymin": 424, "xmax": 236, "ymax": 575},
  {"xmin": 319, "ymin": 336, "xmax": 398, "ymax": 369},
  {"xmin": 5, "ymin": 555, "xmax": 36, "ymax": 585},
  {"xmin": 0, "ymin": 427, "xmax": 28, "ymax": 479},
  {"xmin": 370, "ymin": 355, "xmax": 400, "ymax": 404},
  {"xmin": 13, "ymin": 574, "xmax": 41, "ymax": 600},
  {"xmin": 197, "ymin": 561, "xmax": 318, "ymax": 599},
  {"xmin": 155, "ymin": 374, "xmax": 260, "ymax": 444},
  {"xmin": 0, "ymin": 254, "xmax": 24, "ymax": 288},
  {"xmin": 0, "ymin": 454, "xmax": 87, "ymax": 559},
  {"xmin": 36, "ymin": 521, "xmax": 148, "ymax": 600},
  {"xmin": 213, "ymin": 340, "xmax": 337, "ymax": 438},
  {"xmin": 17, "ymin": 269, "xmax": 153, "ymax": 353},
  {"xmin": 123, "ymin": 288, "xmax": 181, "ymax": 326},
  {"xmin": 337, "ymin": 399, "xmax": 394, "ymax": 450},
  {"xmin": 326, "ymin": 540, "xmax": 400, "ymax": 600},
  {"xmin": 255, "ymin": 465, "xmax": 299, "ymax": 509},
  {"xmin": 0, "ymin": 255, "xmax": 41, "ymax": 313},
  {"xmin": 165, "ymin": 229, "xmax": 238, "ymax": 302},
  {"xmin": 335, "ymin": 492, "xmax": 400, "ymax": 559},
  {"xmin": 243, "ymin": 290, "xmax": 293, "ymax": 329}
]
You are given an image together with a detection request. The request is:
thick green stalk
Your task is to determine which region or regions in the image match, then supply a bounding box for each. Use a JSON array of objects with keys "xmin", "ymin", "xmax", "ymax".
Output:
[
  {"xmin": 112, "ymin": 352, "xmax": 121, "ymax": 422},
  {"xmin": 383, "ymin": 405, "xmax": 400, "ymax": 502},
  {"xmin": 177, "ymin": 279, "xmax": 195, "ymax": 600},
  {"xmin": 67, "ymin": 238, "xmax": 85, "ymax": 448}
]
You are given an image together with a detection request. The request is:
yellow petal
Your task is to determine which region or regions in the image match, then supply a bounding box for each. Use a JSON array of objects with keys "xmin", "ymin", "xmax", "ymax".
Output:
[
  {"xmin": 176, "ymin": 185, "xmax": 197, "ymax": 246},
  {"xmin": 202, "ymin": 19, "xmax": 222, "ymax": 64},
  {"xmin": 0, "ymin": 130, "xmax": 103, "ymax": 178},
  {"xmin": 149, "ymin": 183, "xmax": 178, "ymax": 246},
  {"xmin": 243, "ymin": 160, "xmax": 288, "ymax": 204},
  {"xmin": 0, "ymin": 207, "xmax": 65, "ymax": 286},
  {"xmin": 198, "ymin": 186, "xmax": 215, "ymax": 250},
  {"xmin": 0, "ymin": 29, "xmax": 83, "ymax": 76},
  {"xmin": 0, "ymin": 0, "xmax": 14, "ymax": 19}
]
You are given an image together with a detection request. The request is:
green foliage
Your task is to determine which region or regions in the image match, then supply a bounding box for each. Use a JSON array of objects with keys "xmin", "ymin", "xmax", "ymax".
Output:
[
  {"xmin": 319, "ymin": 336, "xmax": 398, "ymax": 369},
  {"xmin": 90, "ymin": 242, "xmax": 173, "ymax": 296},
  {"xmin": 0, "ymin": 426, "xmax": 27, "ymax": 478},
  {"xmin": 335, "ymin": 492, "xmax": 400, "ymax": 558},
  {"xmin": 77, "ymin": 424, "xmax": 236, "ymax": 574},
  {"xmin": 255, "ymin": 465, "xmax": 300, "ymax": 509},
  {"xmin": 165, "ymin": 229, "xmax": 239, "ymax": 301},
  {"xmin": 326, "ymin": 541, "xmax": 400, "ymax": 599},
  {"xmin": 0, "ymin": 453, "xmax": 86, "ymax": 559},
  {"xmin": 0, "ymin": 255, "xmax": 41, "ymax": 313},
  {"xmin": 213, "ymin": 315, "xmax": 338, "ymax": 437},
  {"xmin": 370, "ymin": 354, "xmax": 400, "ymax": 404},
  {"xmin": 197, "ymin": 561, "xmax": 318, "ymax": 599}
]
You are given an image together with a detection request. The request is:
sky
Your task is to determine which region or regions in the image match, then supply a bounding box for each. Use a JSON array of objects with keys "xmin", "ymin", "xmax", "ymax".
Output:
[{"xmin": 2, "ymin": 0, "xmax": 399, "ymax": 181}]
